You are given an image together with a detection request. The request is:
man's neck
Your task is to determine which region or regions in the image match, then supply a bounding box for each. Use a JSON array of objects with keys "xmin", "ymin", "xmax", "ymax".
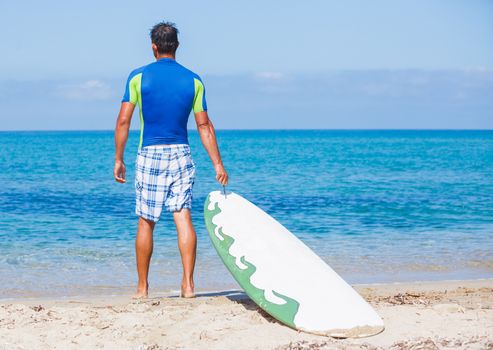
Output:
[{"xmin": 156, "ymin": 54, "xmax": 175, "ymax": 60}]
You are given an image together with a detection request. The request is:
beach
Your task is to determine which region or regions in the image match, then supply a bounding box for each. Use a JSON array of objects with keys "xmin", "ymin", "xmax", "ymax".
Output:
[
  {"xmin": 2, "ymin": 0, "xmax": 493, "ymax": 347},
  {"xmin": 1, "ymin": 279, "xmax": 492, "ymax": 350},
  {"xmin": 1, "ymin": 130, "xmax": 492, "ymax": 348}
]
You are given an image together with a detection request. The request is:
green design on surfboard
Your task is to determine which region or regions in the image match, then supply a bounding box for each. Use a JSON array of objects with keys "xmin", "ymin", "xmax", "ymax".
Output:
[{"xmin": 204, "ymin": 195, "xmax": 300, "ymax": 328}]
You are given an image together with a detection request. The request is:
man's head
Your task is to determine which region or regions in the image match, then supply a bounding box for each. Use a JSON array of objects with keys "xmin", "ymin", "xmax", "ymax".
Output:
[{"xmin": 150, "ymin": 22, "xmax": 179, "ymax": 58}]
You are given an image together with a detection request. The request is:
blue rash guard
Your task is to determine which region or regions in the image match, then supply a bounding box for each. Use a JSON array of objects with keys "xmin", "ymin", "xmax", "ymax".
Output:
[{"xmin": 122, "ymin": 58, "xmax": 207, "ymax": 148}]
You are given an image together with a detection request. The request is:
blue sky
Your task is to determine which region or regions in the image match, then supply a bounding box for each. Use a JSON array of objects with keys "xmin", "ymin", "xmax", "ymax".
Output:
[{"xmin": 0, "ymin": 0, "xmax": 492, "ymax": 130}]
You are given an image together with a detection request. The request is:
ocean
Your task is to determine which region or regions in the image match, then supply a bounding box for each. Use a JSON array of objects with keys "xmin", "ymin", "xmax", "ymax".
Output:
[{"xmin": 0, "ymin": 130, "xmax": 492, "ymax": 299}]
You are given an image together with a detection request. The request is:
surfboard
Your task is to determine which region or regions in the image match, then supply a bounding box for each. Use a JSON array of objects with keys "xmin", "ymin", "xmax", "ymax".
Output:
[{"xmin": 204, "ymin": 190, "xmax": 385, "ymax": 338}]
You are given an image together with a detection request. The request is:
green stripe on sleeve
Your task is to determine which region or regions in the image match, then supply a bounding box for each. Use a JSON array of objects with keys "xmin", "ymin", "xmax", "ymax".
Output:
[
  {"xmin": 129, "ymin": 73, "xmax": 142, "ymax": 105},
  {"xmin": 129, "ymin": 73, "xmax": 144, "ymax": 149},
  {"xmin": 193, "ymin": 78, "xmax": 205, "ymax": 113}
]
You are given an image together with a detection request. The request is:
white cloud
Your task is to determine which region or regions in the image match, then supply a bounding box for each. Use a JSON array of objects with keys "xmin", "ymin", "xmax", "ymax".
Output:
[
  {"xmin": 407, "ymin": 76, "xmax": 430, "ymax": 86},
  {"xmin": 358, "ymin": 83, "xmax": 392, "ymax": 96},
  {"xmin": 57, "ymin": 80, "xmax": 115, "ymax": 101},
  {"xmin": 254, "ymin": 72, "xmax": 284, "ymax": 80},
  {"xmin": 464, "ymin": 66, "xmax": 492, "ymax": 74}
]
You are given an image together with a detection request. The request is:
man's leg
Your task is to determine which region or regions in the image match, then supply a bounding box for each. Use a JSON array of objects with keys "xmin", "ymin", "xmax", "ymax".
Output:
[
  {"xmin": 173, "ymin": 208, "xmax": 197, "ymax": 297},
  {"xmin": 134, "ymin": 217, "xmax": 155, "ymax": 298}
]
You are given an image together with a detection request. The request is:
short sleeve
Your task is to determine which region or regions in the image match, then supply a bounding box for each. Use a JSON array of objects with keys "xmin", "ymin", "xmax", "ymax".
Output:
[
  {"xmin": 121, "ymin": 69, "xmax": 142, "ymax": 105},
  {"xmin": 193, "ymin": 77, "xmax": 208, "ymax": 113}
]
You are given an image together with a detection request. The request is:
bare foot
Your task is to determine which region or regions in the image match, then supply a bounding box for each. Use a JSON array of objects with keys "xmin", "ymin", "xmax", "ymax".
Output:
[
  {"xmin": 132, "ymin": 291, "xmax": 148, "ymax": 299},
  {"xmin": 180, "ymin": 288, "xmax": 196, "ymax": 298},
  {"xmin": 132, "ymin": 283, "xmax": 149, "ymax": 299},
  {"xmin": 180, "ymin": 283, "xmax": 195, "ymax": 298}
]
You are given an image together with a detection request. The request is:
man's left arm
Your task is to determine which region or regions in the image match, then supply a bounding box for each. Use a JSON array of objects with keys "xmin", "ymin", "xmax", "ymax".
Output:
[{"xmin": 114, "ymin": 102, "xmax": 135, "ymax": 183}]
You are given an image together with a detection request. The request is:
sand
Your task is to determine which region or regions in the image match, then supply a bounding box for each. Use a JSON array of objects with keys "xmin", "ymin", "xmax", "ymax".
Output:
[{"xmin": 1, "ymin": 279, "xmax": 492, "ymax": 350}]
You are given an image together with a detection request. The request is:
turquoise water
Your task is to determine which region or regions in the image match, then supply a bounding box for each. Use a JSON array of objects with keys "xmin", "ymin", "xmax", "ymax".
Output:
[{"xmin": 0, "ymin": 130, "xmax": 492, "ymax": 298}]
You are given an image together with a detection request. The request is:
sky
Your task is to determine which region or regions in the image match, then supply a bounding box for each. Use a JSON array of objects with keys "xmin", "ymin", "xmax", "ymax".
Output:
[{"xmin": 0, "ymin": 0, "xmax": 492, "ymax": 130}]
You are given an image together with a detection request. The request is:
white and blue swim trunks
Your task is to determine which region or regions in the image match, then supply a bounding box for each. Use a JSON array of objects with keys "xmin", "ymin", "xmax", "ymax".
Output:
[{"xmin": 135, "ymin": 144, "xmax": 196, "ymax": 222}]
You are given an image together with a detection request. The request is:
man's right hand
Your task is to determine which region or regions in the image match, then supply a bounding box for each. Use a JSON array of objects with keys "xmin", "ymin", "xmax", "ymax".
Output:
[
  {"xmin": 214, "ymin": 163, "xmax": 228, "ymax": 186},
  {"xmin": 194, "ymin": 111, "xmax": 228, "ymax": 186},
  {"xmin": 114, "ymin": 160, "xmax": 126, "ymax": 183}
]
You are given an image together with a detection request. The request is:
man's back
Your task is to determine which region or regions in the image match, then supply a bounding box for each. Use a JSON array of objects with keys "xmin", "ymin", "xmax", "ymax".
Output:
[
  {"xmin": 114, "ymin": 21, "xmax": 227, "ymax": 299},
  {"xmin": 122, "ymin": 58, "xmax": 207, "ymax": 148}
]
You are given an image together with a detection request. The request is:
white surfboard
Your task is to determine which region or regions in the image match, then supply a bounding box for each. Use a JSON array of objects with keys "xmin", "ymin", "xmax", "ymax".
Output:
[{"xmin": 204, "ymin": 191, "xmax": 384, "ymax": 338}]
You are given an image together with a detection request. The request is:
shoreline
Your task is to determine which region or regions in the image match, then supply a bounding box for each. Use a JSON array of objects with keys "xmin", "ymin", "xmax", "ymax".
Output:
[
  {"xmin": 1, "ymin": 278, "xmax": 492, "ymax": 349},
  {"xmin": 0, "ymin": 277, "xmax": 493, "ymax": 304},
  {"xmin": 2, "ymin": 277, "xmax": 491, "ymax": 303}
]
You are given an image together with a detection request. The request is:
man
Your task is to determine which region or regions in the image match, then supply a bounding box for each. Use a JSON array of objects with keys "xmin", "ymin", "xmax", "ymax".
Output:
[{"xmin": 113, "ymin": 22, "xmax": 228, "ymax": 299}]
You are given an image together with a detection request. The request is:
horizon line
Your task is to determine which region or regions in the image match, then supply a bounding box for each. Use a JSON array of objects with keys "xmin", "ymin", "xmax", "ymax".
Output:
[{"xmin": 1, "ymin": 128, "xmax": 493, "ymax": 133}]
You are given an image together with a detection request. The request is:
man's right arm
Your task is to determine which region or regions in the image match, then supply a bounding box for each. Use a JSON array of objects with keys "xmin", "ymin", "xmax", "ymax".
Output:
[
  {"xmin": 114, "ymin": 69, "xmax": 141, "ymax": 183},
  {"xmin": 114, "ymin": 102, "xmax": 135, "ymax": 183},
  {"xmin": 194, "ymin": 111, "xmax": 228, "ymax": 186}
]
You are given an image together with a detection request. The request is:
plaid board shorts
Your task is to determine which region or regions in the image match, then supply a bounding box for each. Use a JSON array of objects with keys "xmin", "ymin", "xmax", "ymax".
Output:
[{"xmin": 135, "ymin": 144, "xmax": 196, "ymax": 222}]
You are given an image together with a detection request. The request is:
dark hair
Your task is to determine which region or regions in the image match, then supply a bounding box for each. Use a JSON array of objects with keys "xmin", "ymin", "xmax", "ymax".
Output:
[{"xmin": 150, "ymin": 22, "xmax": 179, "ymax": 54}]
